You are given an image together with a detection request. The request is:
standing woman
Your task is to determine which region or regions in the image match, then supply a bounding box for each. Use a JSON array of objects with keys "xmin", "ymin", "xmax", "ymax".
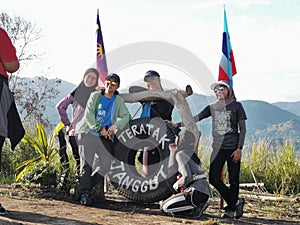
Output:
[
  {"xmin": 0, "ymin": 27, "xmax": 25, "ymax": 215},
  {"xmin": 170, "ymin": 80, "xmax": 247, "ymax": 219},
  {"xmin": 56, "ymin": 68, "xmax": 99, "ymax": 174}
]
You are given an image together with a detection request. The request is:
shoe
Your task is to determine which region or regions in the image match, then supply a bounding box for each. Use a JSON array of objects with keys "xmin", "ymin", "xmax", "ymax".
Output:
[
  {"xmin": 192, "ymin": 202, "xmax": 209, "ymax": 219},
  {"xmin": 0, "ymin": 204, "xmax": 6, "ymax": 216},
  {"xmin": 235, "ymin": 198, "xmax": 245, "ymax": 219},
  {"xmin": 80, "ymin": 192, "xmax": 91, "ymax": 205},
  {"xmin": 221, "ymin": 210, "xmax": 234, "ymax": 219}
]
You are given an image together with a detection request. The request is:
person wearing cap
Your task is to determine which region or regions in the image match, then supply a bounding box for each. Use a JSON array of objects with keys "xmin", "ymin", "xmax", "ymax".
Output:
[
  {"xmin": 56, "ymin": 68, "xmax": 99, "ymax": 177},
  {"xmin": 168, "ymin": 80, "xmax": 247, "ymax": 219},
  {"xmin": 141, "ymin": 70, "xmax": 174, "ymax": 120},
  {"xmin": 76, "ymin": 73, "xmax": 131, "ymax": 205},
  {"xmin": 160, "ymin": 130, "xmax": 211, "ymax": 218},
  {"xmin": 138, "ymin": 70, "xmax": 180, "ymax": 176}
]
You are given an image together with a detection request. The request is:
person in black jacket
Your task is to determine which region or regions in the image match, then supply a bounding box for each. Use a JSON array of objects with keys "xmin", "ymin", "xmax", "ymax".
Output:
[
  {"xmin": 139, "ymin": 70, "xmax": 180, "ymax": 176},
  {"xmin": 168, "ymin": 80, "xmax": 247, "ymax": 219}
]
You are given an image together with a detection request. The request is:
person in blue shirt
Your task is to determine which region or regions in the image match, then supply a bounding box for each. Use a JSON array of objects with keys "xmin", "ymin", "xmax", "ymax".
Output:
[{"xmin": 76, "ymin": 73, "xmax": 131, "ymax": 205}]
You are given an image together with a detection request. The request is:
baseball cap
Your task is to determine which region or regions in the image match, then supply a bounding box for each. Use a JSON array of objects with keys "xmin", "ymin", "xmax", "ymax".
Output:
[
  {"xmin": 105, "ymin": 73, "xmax": 120, "ymax": 84},
  {"xmin": 210, "ymin": 80, "xmax": 230, "ymax": 90},
  {"xmin": 144, "ymin": 70, "xmax": 160, "ymax": 81}
]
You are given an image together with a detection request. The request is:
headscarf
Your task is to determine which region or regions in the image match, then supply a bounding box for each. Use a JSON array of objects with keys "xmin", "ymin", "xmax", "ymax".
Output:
[
  {"xmin": 210, "ymin": 84, "xmax": 237, "ymax": 110},
  {"xmin": 71, "ymin": 68, "xmax": 99, "ymax": 108}
]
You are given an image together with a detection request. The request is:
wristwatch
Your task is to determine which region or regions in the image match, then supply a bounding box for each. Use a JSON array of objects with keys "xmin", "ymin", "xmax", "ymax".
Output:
[{"xmin": 238, "ymin": 146, "xmax": 243, "ymax": 150}]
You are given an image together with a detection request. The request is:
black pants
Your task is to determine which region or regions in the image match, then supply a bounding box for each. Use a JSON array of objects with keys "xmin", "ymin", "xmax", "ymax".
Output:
[
  {"xmin": 0, "ymin": 136, "xmax": 5, "ymax": 170},
  {"xmin": 209, "ymin": 148, "xmax": 240, "ymax": 210},
  {"xmin": 160, "ymin": 190, "xmax": 209, "ymax": 214},
  {"xmin": 58, "ymin": 130, "xmax": 80, "ymax": 174}
]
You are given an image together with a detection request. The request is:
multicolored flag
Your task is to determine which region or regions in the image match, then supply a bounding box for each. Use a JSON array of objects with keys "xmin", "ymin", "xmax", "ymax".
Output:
[
  {"xmin": 96, "ymin": 9, "xmax": 108, "ymax": 86},
  {"xmin": 218, "ymin": 7, "xmax": 237, "ymax": 87}
]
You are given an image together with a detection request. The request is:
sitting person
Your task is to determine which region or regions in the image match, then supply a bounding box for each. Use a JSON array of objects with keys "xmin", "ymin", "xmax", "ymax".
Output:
[{"xmin": 160, "ymin": 130, "xmax": 211, "ymax": 218}]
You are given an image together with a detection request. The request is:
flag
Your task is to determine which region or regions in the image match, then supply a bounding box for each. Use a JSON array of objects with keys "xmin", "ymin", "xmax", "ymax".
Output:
[
  {"xmin": 218, "ymin": 7, "xmax": 237, "ymax": 87},
  {"xmin": 96, "ymin": 9, "xmax": 108, "ymax": 86}
]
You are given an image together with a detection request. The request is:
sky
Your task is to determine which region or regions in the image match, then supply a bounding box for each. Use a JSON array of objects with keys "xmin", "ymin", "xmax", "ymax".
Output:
[{"xmin": 1, "ymin": 0, "xmax": 300, "ymax": 103}]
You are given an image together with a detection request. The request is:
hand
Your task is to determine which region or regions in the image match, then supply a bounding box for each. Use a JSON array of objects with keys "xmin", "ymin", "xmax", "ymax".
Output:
[
  {"xmin": 100, "ymin": 127, "xmax": 111, "ymax": 139},
  {"xmin": 168, "ymin": 143, "xmax": 177, "ymax": 152},
  {"xmin": 231, "ymin": 148, "xmax": 242, "ymax": 163},
  {"xmin": 165, "ymin": 120, "xmax": 178, "ymax": 128},
  {"xmin": 66, "ymin": 124, "xmax": 72, "ymax": 135},
  {"xmin": 173, "ymin": 180, "xmax": 179, "ymax": 191},
  {"xmin": 108, "ymin": 124, "xmax": 118, "ymax": 135}
]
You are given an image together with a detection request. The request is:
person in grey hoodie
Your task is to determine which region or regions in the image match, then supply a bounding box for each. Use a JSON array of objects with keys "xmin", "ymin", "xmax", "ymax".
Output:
[{"xmin": 160, "ymin": 130, "xmax": 211, "ymax": 219}]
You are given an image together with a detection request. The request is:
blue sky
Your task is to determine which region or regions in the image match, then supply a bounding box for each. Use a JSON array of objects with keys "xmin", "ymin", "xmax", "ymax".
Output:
[{"xmin": 1, "ymin": 0, "xmax": 300, "ymax": 103}]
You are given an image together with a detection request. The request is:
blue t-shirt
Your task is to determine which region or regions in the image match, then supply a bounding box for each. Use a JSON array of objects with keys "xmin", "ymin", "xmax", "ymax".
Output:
[{"xmin": 96, "ymin": 95, "xmax": 116, "ymax": 127}]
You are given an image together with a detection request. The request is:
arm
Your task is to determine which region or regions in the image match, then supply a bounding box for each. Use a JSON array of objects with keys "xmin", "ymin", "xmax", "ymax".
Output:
[
  {"xmin": 0, "ymin": 29, "xmax": 19, "ymax": 74},
  {"xmin": 84, "ymin": 92, "xmax": 102, "ymax": 132},
  {"xmin": 3, "ymin": 61, "xmax": 19, "ymax": 73},
  {"xmin": 168, "ymin": 105, "xmax": 211, "ymax": 128},
  {"xmin": 232, "ymin": 119, "xmax": 247, "ymax": 162},
  {"xmin": 56, "ymin": 94, "xmax": 74, "ymax": 126},
  {"xmin": 112, "ymin": 96, "xmax": 132, "ymax": 130},
  {"xmin": 175, "ymin": 151, "xmax": 194, "ymax": 189}
]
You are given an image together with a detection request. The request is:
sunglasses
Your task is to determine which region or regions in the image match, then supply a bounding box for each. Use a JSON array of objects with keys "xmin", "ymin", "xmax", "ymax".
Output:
[
  {"xmin": 214, "ymin": 86, "xmax": 225, "ymax": 93},
  {"xmin": 106, "ymin": 80, "xmax": 118, "ymax": 86}
]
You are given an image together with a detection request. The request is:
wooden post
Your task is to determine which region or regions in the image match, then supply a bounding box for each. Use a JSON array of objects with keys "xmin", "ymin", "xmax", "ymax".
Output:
[{"xmin": 120, "ymin": 85, "xmax": 200, "ymax": 152}]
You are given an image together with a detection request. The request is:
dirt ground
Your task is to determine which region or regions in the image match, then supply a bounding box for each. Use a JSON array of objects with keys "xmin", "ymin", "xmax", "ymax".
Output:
[{"xmin": 0, "ymin": 184, "xmax": 299, "ymax": 225}]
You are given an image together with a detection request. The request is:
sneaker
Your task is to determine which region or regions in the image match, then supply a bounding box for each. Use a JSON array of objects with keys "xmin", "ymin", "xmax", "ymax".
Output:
[
  {"xmin": 80, "ymin": 192, "xmax": 91, "ymax": 205},
  {"xmin": 221, "ymin": 210, "xmax": 234, "ymax": 219},
  {"xmin": 192, "ymin": 202, "xmax": 209, "ymax": 219},
  {"xmin": 0, "ymin": 204, "xmax": 6, "ymax": 216},
  {"xmin": 235, "ymin": 198, "xmax": 245, "ymax": 219}
]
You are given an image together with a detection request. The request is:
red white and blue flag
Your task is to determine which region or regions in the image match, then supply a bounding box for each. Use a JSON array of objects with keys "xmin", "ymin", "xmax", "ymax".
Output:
[
  {"xmin": 96, "ymin": 9, "xmax": 108, "ymax": 86},
  {"xmin": 218, "ymin": 7, "xmax": 237, "ymax": 87}
]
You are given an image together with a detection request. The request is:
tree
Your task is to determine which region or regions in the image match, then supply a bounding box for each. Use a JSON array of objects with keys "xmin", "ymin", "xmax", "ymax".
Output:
[{"xmin": 0, "ymin": 12, "xmax": 61, "ymax": 128}]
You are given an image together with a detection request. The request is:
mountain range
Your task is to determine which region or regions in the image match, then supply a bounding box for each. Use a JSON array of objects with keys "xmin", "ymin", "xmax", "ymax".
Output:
[{"xmin": 27, "ymin": 77, "xmax": 300, "ymax": 150}]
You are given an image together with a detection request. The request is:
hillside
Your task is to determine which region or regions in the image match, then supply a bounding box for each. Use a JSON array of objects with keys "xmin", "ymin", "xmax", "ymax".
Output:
[{"xmin": 273, "ymin": 101, "xmax": 300, "ymax": 117}]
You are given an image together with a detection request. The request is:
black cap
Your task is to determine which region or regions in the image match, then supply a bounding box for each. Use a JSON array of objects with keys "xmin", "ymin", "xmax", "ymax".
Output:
[
  {"xmin": 105, "ymin": 73, "xmax": 120, "ymax": 84},
  {"xmin": 144, "ymin": 70, "xmax": 160, "ymax": 81}
]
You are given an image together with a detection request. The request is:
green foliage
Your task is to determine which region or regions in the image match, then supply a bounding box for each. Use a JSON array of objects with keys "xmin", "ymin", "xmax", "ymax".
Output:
[
  {"xmin": 241, "ymin": 141, "xmax": 300, "ymax": 195},
  {"xmin": 15, "ymin": 123, "xmax": 61, "ymax": 187}
]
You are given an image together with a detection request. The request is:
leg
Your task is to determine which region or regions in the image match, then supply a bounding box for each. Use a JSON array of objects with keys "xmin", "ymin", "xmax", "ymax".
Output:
[
  {"xmin": 57, "ymin": 130, "xmax": 69, "ymax": 172},
  {"xmin": 160, "ymin": 192, "xmax": 194, "ymax": 215},
  {"xmin": 209, "ymin": 149, "xmax": 236, "ymax": 210},
  {"xmin": 0, "ymin": 136, "xmax": 5, "ymax": 170},
  {"xmin": 69, "ymin": 136, "xmax": 80, "ymax": 174}
]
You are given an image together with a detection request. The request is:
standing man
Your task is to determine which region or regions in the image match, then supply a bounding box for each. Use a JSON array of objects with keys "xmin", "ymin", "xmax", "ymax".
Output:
[
  {"xmin": 0, "ymin": 27, "xmax": 25, "ymax": 215},
  {"xmin": 76, "ymin": 73, "xmax": 131, "ymax": 205}
]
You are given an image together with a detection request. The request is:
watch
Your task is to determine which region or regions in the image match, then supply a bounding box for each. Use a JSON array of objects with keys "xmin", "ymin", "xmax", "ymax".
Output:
[{"xmin": 238, "ymin": 146, "xmax": 243, "ymax": 150}]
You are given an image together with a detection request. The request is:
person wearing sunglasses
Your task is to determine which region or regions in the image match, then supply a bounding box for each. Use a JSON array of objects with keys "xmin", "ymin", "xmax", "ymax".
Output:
[
  {"xmin": 76, "ymin": 73, "xmax": 131, "ymax": 205},
  {"xmin": 168, "ymin": 80, "xmax": 247, "ymax": 219}
]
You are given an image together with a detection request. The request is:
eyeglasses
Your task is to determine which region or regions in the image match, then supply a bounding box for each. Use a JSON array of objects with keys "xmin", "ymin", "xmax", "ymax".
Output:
[
  {"xmin": 214, "ymin": 86, "xmax": 225, "ymax": 93},
  {"xmin": 106, "ymin": 80, "xmax": 118, "ymax": 86}
]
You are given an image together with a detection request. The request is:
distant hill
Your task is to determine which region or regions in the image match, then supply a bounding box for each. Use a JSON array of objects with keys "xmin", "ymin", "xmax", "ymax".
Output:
[{"xmin": 272, "ymin": 101, "xmax": 300, "ymax": 117}]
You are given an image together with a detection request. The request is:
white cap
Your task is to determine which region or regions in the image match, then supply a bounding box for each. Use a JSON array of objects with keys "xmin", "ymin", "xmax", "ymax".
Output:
[{"xmin": 210, "ymin": 80, "xmax": 230, "ymax": 90}]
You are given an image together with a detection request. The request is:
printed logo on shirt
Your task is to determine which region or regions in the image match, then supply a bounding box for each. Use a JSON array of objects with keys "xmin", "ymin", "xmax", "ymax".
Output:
[{"xmin": 214, "ymin": 110, "xmax": 233, "ymax": 135}]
